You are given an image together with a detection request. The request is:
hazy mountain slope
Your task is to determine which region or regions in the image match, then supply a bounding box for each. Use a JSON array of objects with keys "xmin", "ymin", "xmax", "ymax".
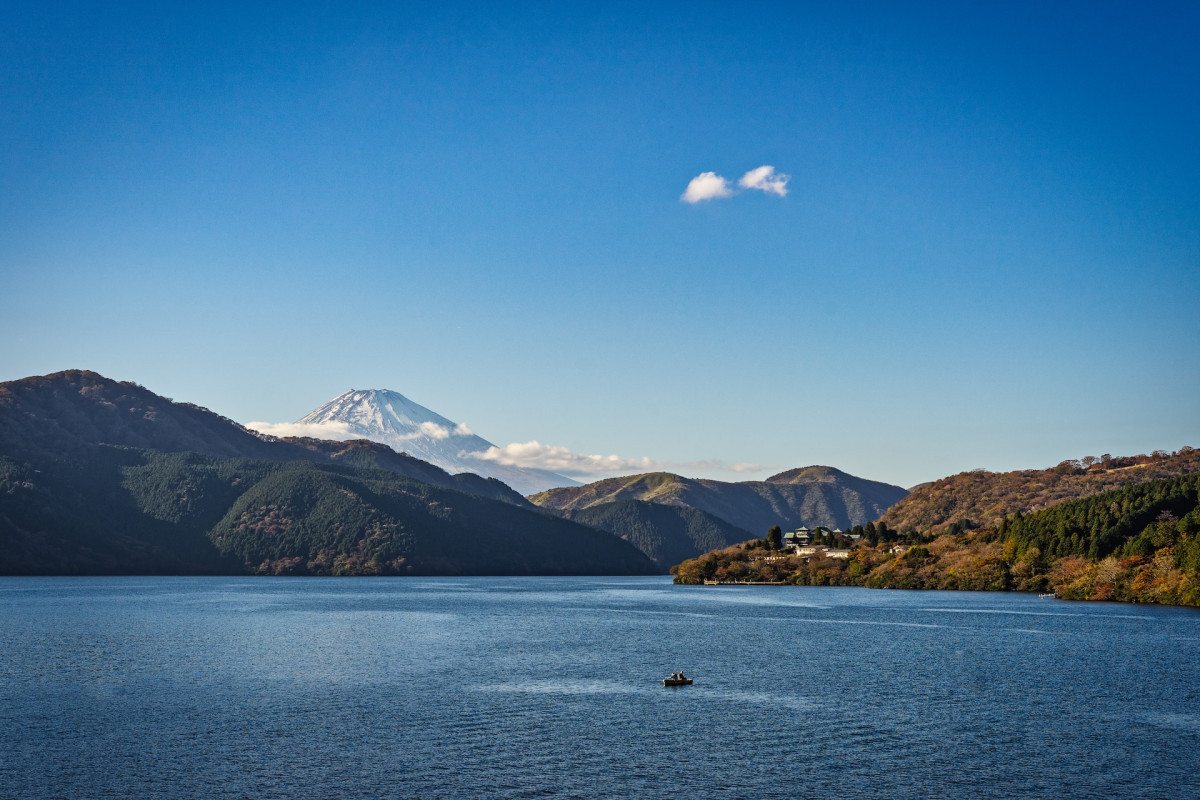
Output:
[
  {"xmin": 878, "ymin": 449, "xmax": 1200, "ymax": 537},
  {"xmin": 565, "ymin": 500, "xmax": 752, "ymax": 569},
  {"xmin": 292, "ymin": 389, "xmax": 578, "ymax": 495},
  {"xmin": 530, "ymin": 467, "xmax": 908, "ymax": 535}
]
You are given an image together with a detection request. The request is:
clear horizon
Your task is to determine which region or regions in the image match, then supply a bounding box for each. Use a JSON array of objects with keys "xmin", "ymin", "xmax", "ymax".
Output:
[{"xmin": 3, "ymin": 2, "xmax": 1197, "ymax": 489}]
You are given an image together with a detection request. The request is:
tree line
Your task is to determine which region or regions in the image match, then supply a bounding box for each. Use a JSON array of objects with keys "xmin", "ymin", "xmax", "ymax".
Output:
[{"xmin": 673, "ymin": 472, "xmax": 1200, "ymax": 606}]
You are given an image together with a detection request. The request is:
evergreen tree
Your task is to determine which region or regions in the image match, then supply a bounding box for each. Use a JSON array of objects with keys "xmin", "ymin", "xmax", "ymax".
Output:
[{"xmin": 767, "ymin": 525, "xmax": 782, "ymax": 551}]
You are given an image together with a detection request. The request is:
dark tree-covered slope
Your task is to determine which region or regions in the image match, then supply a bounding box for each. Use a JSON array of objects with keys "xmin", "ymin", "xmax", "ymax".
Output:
[
  {"xmin": 0, "ymin": 371, "xmax": 656, "ymax": 576},
  {"xmin": 0, "ymin": 449, "xmax": 246, "ymax": 574},
  {"xmin": 283, "ymin": 437, "xmax": 529, "ymax": 506},
  {"xmin": 205, "ymin": 459, "xmax": 653, "ymax": 576},
  {"xmin": 0, "ymin": 449, "xmax": 658, "ymax": 576},
  {"xmin": 564, "ymin": 500, "xmax": 752, "ymax": 569}
]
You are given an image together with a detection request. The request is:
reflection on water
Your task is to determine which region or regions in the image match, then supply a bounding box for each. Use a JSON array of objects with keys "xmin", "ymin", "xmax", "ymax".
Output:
[
  {"xmin": 1141, "ymin": 711, "xmax": 1200, "ymax": 733},
  {"xmin": 479, "ymin": 679, "xmax": 645, "ymax": 696},
  {"xmin": 1, "ymin": 576, "xmax": 1198, "ymax": 800},
  {"xmin": 917, "ymin": 606, "xmax": 1154, "ymax": 620}
]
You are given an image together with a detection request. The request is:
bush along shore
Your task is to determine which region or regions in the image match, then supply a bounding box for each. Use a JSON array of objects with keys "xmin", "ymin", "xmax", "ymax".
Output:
[{"xmin": 671, "ymin": 473, "xmax": 1200, "ymax": 606}]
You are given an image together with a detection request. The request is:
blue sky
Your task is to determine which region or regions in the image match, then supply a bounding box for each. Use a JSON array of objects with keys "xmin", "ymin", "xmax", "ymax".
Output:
[{"xmin": 2, "ymin": 1, "xmax": 1197, "ymax": 489}]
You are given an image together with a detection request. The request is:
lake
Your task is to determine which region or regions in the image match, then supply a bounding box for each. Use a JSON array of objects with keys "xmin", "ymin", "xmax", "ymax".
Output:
[{"xmin": 2, "ymin": 576, "xmax": 1198, "ymax": 799}]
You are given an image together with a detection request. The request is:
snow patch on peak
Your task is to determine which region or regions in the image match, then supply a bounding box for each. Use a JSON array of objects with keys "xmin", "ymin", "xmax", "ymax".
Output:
[{"xmin": 289, "ymin": 389, "xmax": 579, "ymax": 495}]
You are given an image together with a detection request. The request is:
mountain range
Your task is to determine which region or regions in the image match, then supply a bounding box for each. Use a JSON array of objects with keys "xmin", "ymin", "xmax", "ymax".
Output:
[
  {"xmin": 527, "ymin": 467, "xmax": 910, "ymax": 568},
  {"xmin": 0, "ymin": 370, "xmax": 930, "ymax": 573},
  {"xmin": 12, "ymin": 368, "xmax": 1182, "ymax": 582},
  {"xmin": 532, "ymin": 467, "xmax": 909, "ymax": 532},
  {"xmin": 0, "ymin": 371, "xmax": 654, "ymax": 576}
]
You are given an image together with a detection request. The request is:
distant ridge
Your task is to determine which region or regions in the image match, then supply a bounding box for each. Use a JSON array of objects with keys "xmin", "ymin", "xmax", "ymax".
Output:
[{"xmin": 531, "ymin": 466, "xmax": 909, "ymax": 540}]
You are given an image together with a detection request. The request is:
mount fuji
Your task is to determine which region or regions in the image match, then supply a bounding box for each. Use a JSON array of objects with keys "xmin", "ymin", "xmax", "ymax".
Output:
[{"xmin": 292, "ymin": 389, "xmax": 579, "ymax": 495}]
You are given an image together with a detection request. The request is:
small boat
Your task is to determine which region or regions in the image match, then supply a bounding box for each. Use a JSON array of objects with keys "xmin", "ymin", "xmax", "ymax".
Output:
[{"xmin": 662, "ymin": 673, "xmax": 693, "ymax": 687}]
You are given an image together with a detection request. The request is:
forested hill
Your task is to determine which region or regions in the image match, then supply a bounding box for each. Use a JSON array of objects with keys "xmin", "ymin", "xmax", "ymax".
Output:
[
  {"xmin": 0, "ymin": 449, "xmax": 656, "ymax": 576},
  {"xmin": 282, "ymin": 437, "xmax": 528, "ymax": 506},
  {"xmin": 529, "ymin": 466, "xmax": 908, "ymax": 534},
  {"xmin": 878, "ymin": 449, "xmax": 1200, "ymax": 538},
  {"xmin": 0, "ymin": 371, "xmax": 658, "ymax": 576},
  {"xmin": 563, "ymin": 500, "xmax": 752, "ymax": 570},
  {"xmin": 673, "ymin": 471, "xmax": 1200, "ymax": 606},
  {"xmin": 0, "ymin": 370, "xmax": 298, "ymax": 462}
]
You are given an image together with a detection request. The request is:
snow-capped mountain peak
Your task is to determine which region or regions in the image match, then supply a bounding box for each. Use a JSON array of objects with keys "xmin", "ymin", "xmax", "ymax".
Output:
[
  {"xmin": 299, "ymin": 389, "xmax": 462, "ymax": 439},
  {"xmin": 294, "ymin": 389, "xmax": 578, "ymax": 495}
]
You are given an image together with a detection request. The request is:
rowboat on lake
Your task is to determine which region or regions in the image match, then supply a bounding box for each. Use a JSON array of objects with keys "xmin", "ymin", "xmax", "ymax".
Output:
[{"xmin": 663, "ymin": 672, "xmax": 693, "ymax": 687}]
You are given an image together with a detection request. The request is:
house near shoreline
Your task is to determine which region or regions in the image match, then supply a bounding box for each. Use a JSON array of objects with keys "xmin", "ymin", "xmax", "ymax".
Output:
[
  {"xmin": 783, "ymin": 527, "xmax": 812, "ymax": 547},
  {"xmin": 751, "ymin": 545, "xmax": 851, "ymax": 563},
  {"xmin": 793, "ymin": 546, "xmax": 851, "ymax": 559},
  {"xmin": 782, "ymin": 526, "xmax": 848, "ymax": 550}
]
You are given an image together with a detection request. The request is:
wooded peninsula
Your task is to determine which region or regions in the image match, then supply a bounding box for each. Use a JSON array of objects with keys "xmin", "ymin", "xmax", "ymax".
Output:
[{"xmin": 673, "ymin": 466, "xmax": 1200, "ymax": 606}]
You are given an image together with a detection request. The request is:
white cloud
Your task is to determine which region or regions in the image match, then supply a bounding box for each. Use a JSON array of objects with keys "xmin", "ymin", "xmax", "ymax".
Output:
[
  {"xmin": 249, "ymin": 420, "xmax": 770, "ymax": 481},
  {"xmin": 418, "ymin": 421, "xmax": 451, "ymax": 440},
  {"xmin": 413, "ymin": 421, "xmax": 474, "ymax": 440},
  {"xmin": 682, "ymin": 166, "xmax": 789, "ymax": 204},
  {"xmin": 738, "ymin": 165, "xmax": 789, "ymax": 197},
  {"xmin": 464, "ymin": 440, "xmax": 770, "ymax": 479},
  {"xmin": 248, "ymin": 418, "xmax": 476, "ymax": 443},
  {"xmin": 245, "ymin": 420, "xmax": 358, "ymax": 441},
  {"xmin": 681, "ymin": 171, "xmax": 734, "ymax": 203},
  {"xmin": 467, "ymin": 441, "xmax": 660, "ymax": 475}
]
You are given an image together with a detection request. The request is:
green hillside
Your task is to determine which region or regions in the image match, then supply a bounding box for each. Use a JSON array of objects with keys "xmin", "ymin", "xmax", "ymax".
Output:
[
  {"xmin": 0, "ymin": 371, "xmax": 657, "ymax": 576},
  {"xmin": 284, "ymin": 437, "xmax": 530, "ymax": 506},
  {"xmin": 565, "ymin": 500, "xmax": 752, "ymax": 569},
  {"xmin": 0, "ymin": 448, "xmax": 658, "ymax": 576}
]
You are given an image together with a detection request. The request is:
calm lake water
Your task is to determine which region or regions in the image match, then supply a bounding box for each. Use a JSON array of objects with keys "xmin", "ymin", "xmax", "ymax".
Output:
[{"xmin": 2, "ymin": 576, "xmax": 1198, "ymax": 799}]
